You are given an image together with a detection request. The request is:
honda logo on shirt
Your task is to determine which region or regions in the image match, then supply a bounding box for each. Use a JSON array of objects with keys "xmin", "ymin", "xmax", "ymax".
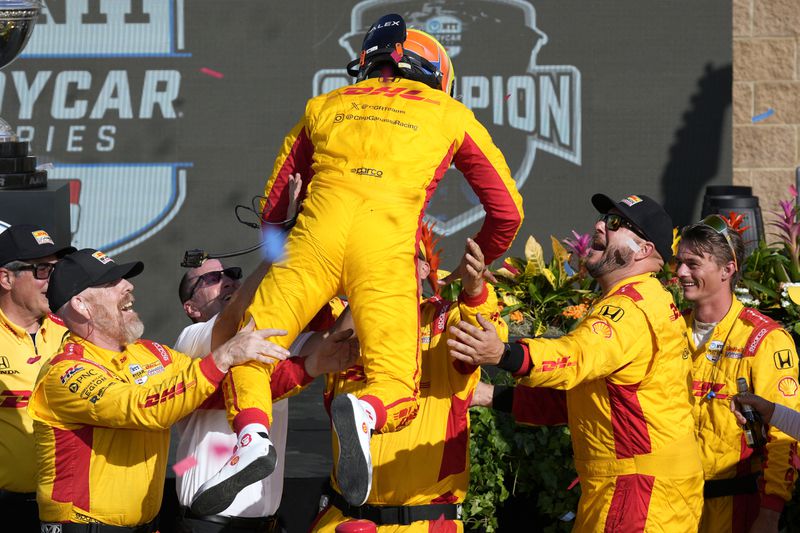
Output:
[
  {"xmin": 774, "ymin": 350, "xmax": 794, "ymax": 370},
  {"xmin": 0, "ymin": 356, "xmax": 9, "ymax": 370}
]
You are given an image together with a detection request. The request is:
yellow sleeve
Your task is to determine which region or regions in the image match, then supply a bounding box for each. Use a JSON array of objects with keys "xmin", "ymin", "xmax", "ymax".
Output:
[
  {"xmin": 751, "ymin": 329, "xmax": 800, "ymax": 506},
  {"xmin": 446, "ymin": 283, "xmax": 507, "ymax": 401},
  {"xmin": 451, "ymin": 105, "xmax": 523, "ymax": 264},
  {"xmin": 521, "ymin": 295, "xmax": 650, "ymax": 389},
  {"xmin": 29, "ymin": 350, "xmax": 223, "ymax": 430}
]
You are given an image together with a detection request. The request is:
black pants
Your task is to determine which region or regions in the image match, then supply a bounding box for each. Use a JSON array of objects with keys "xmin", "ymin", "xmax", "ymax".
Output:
[{"xmin": 0, "ymin": 490, "xmax": 38, "ymax": 532}]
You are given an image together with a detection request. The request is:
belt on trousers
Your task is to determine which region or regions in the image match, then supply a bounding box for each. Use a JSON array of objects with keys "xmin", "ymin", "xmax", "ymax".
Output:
[
  {"xmin": 0, "ymin": 489, "xmax": 36, "ymax": 503},
  {"xmin": 328, "ymin": 489, "xmax": 461, "ymax": 526},
  {"xmin": 179, "ymin": 506, "xmax": 280, "ymax": 532},
  {"xmin": 40, "ymin": 518, "xmax": 157, "ymax": 533},
  {"xmin": 704, "ymin": 472, "xmax": 760, "ymax": 499},
  {"xmin": 574, "ymin": 434, "xmax": 703, "ymax": 478}
]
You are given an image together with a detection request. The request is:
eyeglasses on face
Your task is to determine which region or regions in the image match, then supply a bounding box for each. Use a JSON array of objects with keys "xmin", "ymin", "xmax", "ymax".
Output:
[
  {"xmin": 600, "ymin": 213, "xmax": 645, "ymax": 238},
  {"xmin": 699, "ymin": 214, "xmax": 738, "ymax": 272},
  {"xmin": 186, "ymin": 267, "xmax": 243, "ymax": 301},
  {"xmin": 9, "ymin": 262, "xmax": 56, "ymax": 280}
]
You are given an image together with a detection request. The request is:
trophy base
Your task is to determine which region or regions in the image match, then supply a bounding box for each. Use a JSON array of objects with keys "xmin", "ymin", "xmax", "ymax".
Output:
[{"xmin": 0, "ymin": 133, "xmax": 47, "ymax": 190}]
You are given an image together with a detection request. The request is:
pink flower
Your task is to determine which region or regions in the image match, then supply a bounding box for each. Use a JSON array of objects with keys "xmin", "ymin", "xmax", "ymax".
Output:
[{"xmin": 563, "ymin": 230, "xmax": 592, "ymax": 258}]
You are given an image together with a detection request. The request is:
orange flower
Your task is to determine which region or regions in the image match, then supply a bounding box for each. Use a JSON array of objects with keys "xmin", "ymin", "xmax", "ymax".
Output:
[
  {"xmin": 509, "ymin": 310, "xmax": 525, "ymax": 324},
  {"xmin": 562, "ymin": 303, "xmax": 589, "ymax": 320}
]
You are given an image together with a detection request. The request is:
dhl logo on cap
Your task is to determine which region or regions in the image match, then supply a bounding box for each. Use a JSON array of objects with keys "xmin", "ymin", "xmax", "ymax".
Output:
[
  {"xmin": 92, "ymin": 251, "xmax": 114, "ymax": 265},
  {"xmin": 621, "ymin": 195, "xmax": 643, "ymax": 207},
  {"xmin": 31, "ymin": 230, "xmax": 54, "ymax": 246}
]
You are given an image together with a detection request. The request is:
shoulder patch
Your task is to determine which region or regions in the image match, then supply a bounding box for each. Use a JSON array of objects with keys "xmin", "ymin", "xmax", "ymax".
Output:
[
  {"xmin": 740, "ymin": 308, "xmax": 781, "ymax": 357},
  {"xmin": 137, "ymin": 339, "xmax": 173, "ymax": 367},
  {"xmin": 50, "ymin": 343, "xmax": 84, "ymax": 365},
  {"xmin": 46, "ymin": 313, "xmax": 65, "ymax": 326},
  {"xmin": 611, "ymin": 282, "xmax": 642, "ymax": 302}
]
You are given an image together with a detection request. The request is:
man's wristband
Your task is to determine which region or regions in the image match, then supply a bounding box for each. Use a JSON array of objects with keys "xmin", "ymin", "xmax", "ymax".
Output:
[
  {"xmin": 492, "ymin": 385, "xmax": 514, "ymax": 413},
  {"xmin": 497, "ymin": 342, "xmax": 526, "ymax": 373}
]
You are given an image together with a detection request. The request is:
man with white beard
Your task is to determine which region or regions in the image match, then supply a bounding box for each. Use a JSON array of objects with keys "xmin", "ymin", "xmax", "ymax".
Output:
[{"xmin": 28, "ymin": 248, "xmax": 290, "ymax": 531}]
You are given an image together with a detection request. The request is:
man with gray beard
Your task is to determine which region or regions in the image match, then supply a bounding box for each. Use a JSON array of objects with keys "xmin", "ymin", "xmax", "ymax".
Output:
[
  {"xmin": 452, "ymin": 194, "xmax": 705, "ymax": 532},
  {"xmin": 28, "ymin": 248, "xmax": 291, "ymax": 531}
]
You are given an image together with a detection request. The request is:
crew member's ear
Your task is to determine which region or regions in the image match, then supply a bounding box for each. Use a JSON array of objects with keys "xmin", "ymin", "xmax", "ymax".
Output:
[{"xmin": 183, "ymin": 301, "xmax": 201, "ymax": 321}]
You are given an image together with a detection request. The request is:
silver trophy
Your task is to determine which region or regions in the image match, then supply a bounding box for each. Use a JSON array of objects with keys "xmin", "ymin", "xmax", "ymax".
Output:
[{"xmin": 0, "ymin": 0, "xmax": 44, "ymax": 189}]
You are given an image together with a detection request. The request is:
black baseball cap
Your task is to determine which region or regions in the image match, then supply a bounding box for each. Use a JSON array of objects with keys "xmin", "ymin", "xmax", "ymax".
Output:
[
  {"xmin": 0, "ymin": 224, "xmax": 75, "ymax": 267},
  {"xmin": 47, "ymin": 248, "xmax": 144, "ymax": 312},
  {"xmin": 591, "ymin": 193, "xmax": 674, "ymax": 263}
]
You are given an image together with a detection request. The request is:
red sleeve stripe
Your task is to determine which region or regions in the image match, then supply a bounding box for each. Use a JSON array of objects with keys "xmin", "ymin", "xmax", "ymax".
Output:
[
  {"xmin": 198, "ymin": 354, "xmax": 224, "ymax": 386},
  {"xmin": 437, "ymin": 394, "xmax": 470, "ymax": 481},
  {"xmin": 606, "ymin": 381, "xmax": 651, "ymax": 458},
  {"xmin": 604, "ymin": 473, "xmax": 655, "ymax": 532},
  {"xmin": 270, "ymin": 357, "xmax": 312, "ymax": 399},
  {"xmin": 452, "ymin": 133, "xmax": 522, "ymax": 263},
  {"xmin": 262, "ymin": 128, "xmax": 315, "ymax": 224},
  {"xmin": 52, "ymin": 426, "xmax": 93, "ymax": 511},
  {"xmin": 512, "ymin": 386, "xmax": 568, "ymax": 425}
]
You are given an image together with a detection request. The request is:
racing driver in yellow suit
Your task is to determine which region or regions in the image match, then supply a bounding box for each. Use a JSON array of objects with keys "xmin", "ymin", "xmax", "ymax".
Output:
[
  {"xmin": 312, "ymin": 231, "xmax": 506, "ymax": 532},
  {"xmin": 677, "ymin": 216, "xmax": 799, "ymax": 533},
  {"xmin": 448, "ymin": 194, "xmax": 704, "ymax": 532},
  {"xmin": 27, "ymin": 248, "xmax": 294, "ymax": 529},
  {"xmin": 192, "ymin": 13, "xmax": 523, "ymax": 514}
]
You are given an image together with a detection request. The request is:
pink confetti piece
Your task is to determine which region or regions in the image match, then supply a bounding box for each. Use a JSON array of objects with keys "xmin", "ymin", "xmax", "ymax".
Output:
[
  {"xmin": 200, "ymin": 67, "xmax": 224, "ymax": 79},
  {"xmin": 566, "ymin": 476, "xmax": 580, "ymax": 490},
  {"xmin": 211, "ymin": 443, "xmax": 233, "ymax": 458},
  {"xmin": 504, "ymin": 93, "xmax": 511, "ymax": 101},
  {"xmin": 172, "ymin": 455, "xmax": 198, "ymax": 476}
]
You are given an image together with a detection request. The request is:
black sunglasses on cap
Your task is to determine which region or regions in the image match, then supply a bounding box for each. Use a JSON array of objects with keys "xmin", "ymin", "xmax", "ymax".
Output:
[
  {"xmin": 185, "ymin": 267, "xmax": 243, "ymax": 302},
  {"xmin": 600, "ymin": 213, "xmax": 646, "ymax": 239},
  {"xmin": 7, "ymin": 262, "xmax": 56, "ymax": 280}
]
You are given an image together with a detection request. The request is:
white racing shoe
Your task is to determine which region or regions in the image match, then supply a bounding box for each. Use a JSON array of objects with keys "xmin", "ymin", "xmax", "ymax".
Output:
[
  {"xmin": 331, "ymin": 393, "xmax": 373, "ymax": 506},
  {"xmin": 190, "ymin": 424, "xmax": 277, "ymax": 516}
]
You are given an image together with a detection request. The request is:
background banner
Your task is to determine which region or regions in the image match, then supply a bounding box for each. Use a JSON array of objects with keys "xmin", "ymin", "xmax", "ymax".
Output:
[{"xmin": 2, "ymin": 0, "xmax": 731, "ymax": 343}]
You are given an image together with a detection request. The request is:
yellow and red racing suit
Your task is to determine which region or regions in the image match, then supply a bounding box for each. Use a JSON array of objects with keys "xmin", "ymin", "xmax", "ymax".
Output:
[
  {"xmin": 28, "ymin": 334, "xmax": 227, "ymax": 526},
  {"xmin": 687, "ymin": 299, "xmax": 799, "ymax": 533},
  {"xmin": 511, "ymin": 273, "xmax": 703, "ymax": 532},
  {"xmin": 312, "ymin": 284, "xmax": 507, "ymax": 532},
  {"xmin": 226, "ymin": 76, "xmax": 523, "ymax": 434},
  {"xmin": 0, "ymin": 309, "xmax": 66, "ymax": 493}
]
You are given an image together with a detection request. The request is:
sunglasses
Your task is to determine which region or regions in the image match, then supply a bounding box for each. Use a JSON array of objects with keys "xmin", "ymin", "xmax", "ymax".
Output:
[
  {"xmin": 186, "ymin": 267, "xmax": 243, "ymax": 301},
  {"xmin": 699, "ymin": 215, "xmax": 738, "ymax": 272},
  {"xmin": 600, "ymin": 213, "xmax": 646, "ymax": 239},
  {"xmin": 9, "ymin": 262, "xmax": 56, "ymax": 280}
]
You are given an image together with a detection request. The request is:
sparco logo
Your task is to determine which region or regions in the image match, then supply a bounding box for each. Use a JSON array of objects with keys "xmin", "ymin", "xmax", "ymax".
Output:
[
  {"xmin": 312, "ymin": 0, "xmax": 581, "ymax": 236},
  {"xmin": 5, "ymin": 0, "xmax": 191, "ymax": 254},
  {"xmin": 351, "ymin": 167, "xmax": 383, "ymax": 178}
]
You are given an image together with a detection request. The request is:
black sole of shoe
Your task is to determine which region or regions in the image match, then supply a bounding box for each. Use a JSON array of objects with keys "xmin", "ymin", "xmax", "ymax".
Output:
[
  {"xmin": 190, "ymin": 447, "xmax": 277, "ymax": 516},
  {"xmin": 331, "ymin": 395, "xmax": 369, "ymax": 506}
]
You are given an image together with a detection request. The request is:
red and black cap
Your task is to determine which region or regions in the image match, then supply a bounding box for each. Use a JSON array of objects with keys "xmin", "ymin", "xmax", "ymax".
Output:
[
  {"xmin": 591, "ymin": 193, "xmax": 674, "ymax": 263},
  {"xmin": 0, "ymin": 224, "xmax": 75, "ymax": 267},
  {"xmin": 47, "ymin": 248, "xmax": 143, "ymax": 312}
]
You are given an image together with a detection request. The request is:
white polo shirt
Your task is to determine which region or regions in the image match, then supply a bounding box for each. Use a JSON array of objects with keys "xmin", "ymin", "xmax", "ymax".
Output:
[{"xmin": 173, "ymin": 315, "xmax": 310, "ymax": 517}]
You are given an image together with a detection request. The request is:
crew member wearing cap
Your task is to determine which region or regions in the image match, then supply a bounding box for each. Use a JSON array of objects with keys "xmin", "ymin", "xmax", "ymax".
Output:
[
  {"xmin": 448, "ymin": 194, "xmax": 704, "ymax": 532},
  {"xmin": 677, "ymin": 217, "xmax": 798, "ymax": 532},
  {"xmin": 313, "ymin": 232, "xmax": 506, "ymax": 531},
  {"xmin": 0, "ymin": 224, "xmax": 74, "ymax": 531},
  {"xmin": 27, "ymin": 248, "xmax": 291, "ymax": 531}
]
